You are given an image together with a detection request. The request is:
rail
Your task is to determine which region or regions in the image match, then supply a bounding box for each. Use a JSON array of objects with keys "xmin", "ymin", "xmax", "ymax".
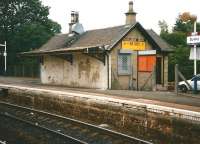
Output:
[
  {"xmin": 0, "ymin": 101, "xmax": 153, "ymax": 144},
  {"xmin": 0, "ymin": 112, "xmax": 86, "ymax": 144}
]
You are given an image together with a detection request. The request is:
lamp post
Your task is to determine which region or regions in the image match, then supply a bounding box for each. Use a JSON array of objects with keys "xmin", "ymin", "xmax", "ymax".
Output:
[{"xmin": 0, "ymin": 41, "xmax": 7, "ymax": 73}]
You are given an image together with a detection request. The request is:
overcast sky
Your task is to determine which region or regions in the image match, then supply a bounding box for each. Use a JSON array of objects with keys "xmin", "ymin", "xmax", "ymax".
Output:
[{"xmin": 41, "ymin": 0, "xmax": 200, "ymax": 34}]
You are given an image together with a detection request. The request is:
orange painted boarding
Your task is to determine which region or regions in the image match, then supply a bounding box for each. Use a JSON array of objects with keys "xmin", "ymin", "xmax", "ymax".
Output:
[{"xmin": 138, "ymin": 56, "xmax": 156, "ymax": 72}]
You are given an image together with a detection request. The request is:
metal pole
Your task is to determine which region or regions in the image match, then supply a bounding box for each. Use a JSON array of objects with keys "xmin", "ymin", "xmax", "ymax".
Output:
[
  {"xmin": 175, "ymin": 64, "xmax": 179, "ymax": 95},
  {"xmin": 4, "ymin": 41, "xmax": 7, "ymax": 73},
  {"xmin": 194, "ymin": 21, "xmax": 197, "ymax": 75}
]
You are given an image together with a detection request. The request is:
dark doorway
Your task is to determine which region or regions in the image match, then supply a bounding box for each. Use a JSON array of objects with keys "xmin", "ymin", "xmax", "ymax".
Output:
[{"xmin": 156, "ymin": 57, "xmax": 162, "ymax": 84}]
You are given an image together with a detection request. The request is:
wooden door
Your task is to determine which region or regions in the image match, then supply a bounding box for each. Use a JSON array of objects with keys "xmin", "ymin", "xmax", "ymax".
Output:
[{"xmin": 156, "ymin": 57, "xmax": 162, "ymax": 84}]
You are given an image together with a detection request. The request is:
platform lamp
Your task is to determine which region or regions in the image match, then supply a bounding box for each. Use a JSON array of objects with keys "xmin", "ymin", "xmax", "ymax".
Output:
[{"xmin": 0, "ymin": 41, "xmax": 7, "ymax": 74}]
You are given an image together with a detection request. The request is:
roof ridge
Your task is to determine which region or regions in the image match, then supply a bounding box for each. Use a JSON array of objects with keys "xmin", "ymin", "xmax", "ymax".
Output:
[
  {"xmin": 84, "ymin": 24, "xmax": 127, "ymax": 32},
  {"xmin": 54, "ymin": 25, "xmax": 133, "ymax": 36}
]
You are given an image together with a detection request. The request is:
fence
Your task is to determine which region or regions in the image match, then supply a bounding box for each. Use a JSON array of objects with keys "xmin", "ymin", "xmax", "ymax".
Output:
[
  {"xmin": 5, "ymin": 64, "xmax": 40, "ymax": 78},
  {"xmin": 174, "ymin": 64, "xmax": 193, "ymax": 95}
]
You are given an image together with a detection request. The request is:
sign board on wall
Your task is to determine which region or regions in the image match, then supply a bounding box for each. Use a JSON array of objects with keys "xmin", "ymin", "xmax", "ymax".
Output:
[
  {"xmin": 138, "ymin": 50, "xmax": 156, "ymax": 55},
  {"xmin": 122, "ymin": 41, "xmax": 145, "ymax": 51}
]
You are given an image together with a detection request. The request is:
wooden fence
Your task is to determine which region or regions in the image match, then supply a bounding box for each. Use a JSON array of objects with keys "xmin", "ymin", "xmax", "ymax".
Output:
[{"xmin": 174, "ymin": 64, "xmax": 193, "ymax": 95}]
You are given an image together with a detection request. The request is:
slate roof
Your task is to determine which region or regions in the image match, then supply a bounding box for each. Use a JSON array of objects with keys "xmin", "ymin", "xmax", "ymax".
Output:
[
  {"xmin": 37, "ymin": 33, "xmax": 69, "ymax": 51},
  {"xmin": 25, "ymin": 25, "xmax": 131, "ymax": 55},
  {"xmin": 22, "ymin": 22, "xmax": 172, "ymax": 55},
  {"xmin": 146, "ymin": 29, "xmax": 173, "ymax": 52},
  {"xmin": 70, "ymin": 25, "xmax": 131, "ymax": 48}
]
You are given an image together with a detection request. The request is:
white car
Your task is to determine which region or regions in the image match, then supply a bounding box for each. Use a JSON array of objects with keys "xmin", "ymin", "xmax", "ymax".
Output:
[{"xmin": 178, "ymin": 75, "xmax": 200, "ymax": 92}]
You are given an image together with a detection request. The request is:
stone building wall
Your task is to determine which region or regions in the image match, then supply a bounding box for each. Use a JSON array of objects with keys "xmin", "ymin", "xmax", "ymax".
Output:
[
  {"xmin": 110, "ymin": 27, "xmax": 168, "ymax": 90},
  {"xmin": 164, "ymin": 55, "xmax": 168, "ymax": 86}
]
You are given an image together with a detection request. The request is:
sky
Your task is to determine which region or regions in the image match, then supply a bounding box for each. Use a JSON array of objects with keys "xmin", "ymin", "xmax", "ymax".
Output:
[{"xmin": 41, "ymin": 0, "xmax": 200, "ymax": 34}]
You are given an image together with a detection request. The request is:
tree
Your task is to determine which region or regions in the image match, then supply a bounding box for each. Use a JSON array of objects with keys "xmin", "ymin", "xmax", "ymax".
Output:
[
  {"xmin": 0, "ymin": 0, "xmax": 61, "ymax": 75},
  {"xmin": 174, "ymin": 12, "xmax": 200, "ymax": 33},
  {"xmin": 159, "ymin": 13, "xmax": 200, "ymax": 81},
  {"xmin": 158, "ymin": 20, "xmax": 169, "ymax": 34}
]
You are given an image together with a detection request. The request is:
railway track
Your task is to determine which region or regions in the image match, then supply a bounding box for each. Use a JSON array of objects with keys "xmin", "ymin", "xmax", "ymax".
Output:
[{"xmin": 0, "ymin": 101, "xmax": 153, "ymax": 144}]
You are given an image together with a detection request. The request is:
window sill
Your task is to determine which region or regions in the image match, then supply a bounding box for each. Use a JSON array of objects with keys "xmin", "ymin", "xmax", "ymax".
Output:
[{"xmin": 118, "ymin": 73, "xmax": 131, "ymax": 76}]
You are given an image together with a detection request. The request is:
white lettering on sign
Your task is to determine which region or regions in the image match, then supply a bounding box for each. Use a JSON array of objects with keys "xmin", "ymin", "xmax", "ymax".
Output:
[{"xmin": 187, "ymin": 35, "xmax": 200, "ymax": 44}]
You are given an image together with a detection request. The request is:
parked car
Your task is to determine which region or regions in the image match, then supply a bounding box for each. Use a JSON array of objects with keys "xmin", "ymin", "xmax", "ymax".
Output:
[{"xmin": 178, "ymin": 74, "xmax": 200, "ymax": 92}]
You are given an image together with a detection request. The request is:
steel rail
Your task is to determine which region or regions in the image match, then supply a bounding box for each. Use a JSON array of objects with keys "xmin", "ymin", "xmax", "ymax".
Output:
[
  {"xmin": 0, "ymin": 112, "xmax": 87, "ymax": 144},
  {"xmin": 0, "ymin": 101, "xmax": 153, "ymax": 144}
]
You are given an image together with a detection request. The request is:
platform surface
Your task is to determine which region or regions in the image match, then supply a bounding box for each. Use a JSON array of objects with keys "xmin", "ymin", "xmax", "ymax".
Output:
[{"xmin": 0, "ymin": 76, "xmax": 199, "ymax": 114}]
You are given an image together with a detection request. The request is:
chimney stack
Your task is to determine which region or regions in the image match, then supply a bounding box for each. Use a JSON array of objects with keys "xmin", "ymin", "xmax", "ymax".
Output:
[
  {"xmin": 125, "ymin": 1, "xmax": 137, "ymax": 25},
  {"xmin": 69, "ymin": 11, "xmax": 79, "ymax": 33}
]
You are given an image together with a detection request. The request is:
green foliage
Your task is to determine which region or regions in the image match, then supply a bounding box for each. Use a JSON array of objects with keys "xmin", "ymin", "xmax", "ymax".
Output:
[
  {"xmin": 168, "ymin": 46, "xmax": 193, "ymax": 81},
  {"xmin": 161, "ymin": 32, "xmax": 187, "ymax": 47},
  {"xmin": 159, "ymin": 15, "xmax": 200, "ymax": 81},
  {"xmin": 174, "ymin": 18, "xmax": 200, "ymax": 33},
  {"xmin": 0, "ymin": 0, "xmax": 61, "ymax": 68}
]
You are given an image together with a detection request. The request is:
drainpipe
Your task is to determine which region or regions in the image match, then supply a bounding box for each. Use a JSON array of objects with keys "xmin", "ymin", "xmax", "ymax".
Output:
[
  {"xmin": 129, "ymin": 53, "xmax": 133, "ymax": 90},
  {"xmin": 162, "ymin": 54, "xmax": 165, "ymax": 87},
  {"xmin": 136, "ymin": 51, "xmax": 139, "ymax": 91},
  {"xmin": 106, "ymin": 52, "xmax": 110, "ymax": 89}
]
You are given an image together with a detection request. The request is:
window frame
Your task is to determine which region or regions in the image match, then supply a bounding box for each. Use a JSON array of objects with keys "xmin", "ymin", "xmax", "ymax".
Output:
[{"xmin": 117, "ymin": 53, "xmax": 131, "ymax": 75}]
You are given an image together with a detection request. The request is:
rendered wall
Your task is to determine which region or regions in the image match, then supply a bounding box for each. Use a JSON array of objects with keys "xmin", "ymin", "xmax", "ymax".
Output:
[{"xmin": 40, "ymin": 53, "xmax": 108, "ymax": 89}]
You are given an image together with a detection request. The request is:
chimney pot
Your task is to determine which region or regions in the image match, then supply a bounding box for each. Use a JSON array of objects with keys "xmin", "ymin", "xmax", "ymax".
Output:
[
  {"xmin": 69, "ymin": 11, "xmax": 79, "ymax": 33},
  {"xmin": 129, "ymin": 1, "xmax": 133, "ymax": 12}
]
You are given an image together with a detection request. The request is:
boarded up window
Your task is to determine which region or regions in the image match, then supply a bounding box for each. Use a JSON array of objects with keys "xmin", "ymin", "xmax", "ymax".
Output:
[
  {"xmin": 138, "ymin": 56, "xmax": 156, "ymax": 72},
  {"xmin": 118, "ymin": 54, "xmax": 131, "ymax": 75}
]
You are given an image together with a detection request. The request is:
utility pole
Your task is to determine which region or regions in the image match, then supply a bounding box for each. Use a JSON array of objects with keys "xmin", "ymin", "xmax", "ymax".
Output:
[{"xmin": 0, "ymin": 41, "xmax": 7, "ymax": 73}]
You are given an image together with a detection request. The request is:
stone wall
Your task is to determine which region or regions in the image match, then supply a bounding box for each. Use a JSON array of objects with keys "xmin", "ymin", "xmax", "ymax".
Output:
[
  {"xmin": 1, "ymin": 88, "xmax": 199, "ymax": 144},
  {"xmin": 110, "ymin": 27, "xmax": 168, "ymax": 90},
  {"xmin": 164, "ymin": 55, "xmax": 168, "ymax": 86}
]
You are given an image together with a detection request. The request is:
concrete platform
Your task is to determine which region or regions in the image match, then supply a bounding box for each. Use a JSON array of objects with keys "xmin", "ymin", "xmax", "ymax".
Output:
[
  {"xmin": 0, "ymin": 76, "xmax": 200, "ymax": 143},
  {"xmin": 0, "ymin": 76, "xmax": 199, "ymax": 121}
]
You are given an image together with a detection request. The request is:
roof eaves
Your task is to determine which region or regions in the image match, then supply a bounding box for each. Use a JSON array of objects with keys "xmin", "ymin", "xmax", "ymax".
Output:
[
  {"xmin": 136, "ymin": 24, "xmax": 161, "ymax": 51},
  {"xmin": 108, "ymin": 22, "xmax": 169, "ymax": 52},
  {"xmin": 108, "ymin": 23, "xmax": 138, "ymax": 51},
  {"xmin": 20, "ymin": 44, "xmax": 104, "ymax": 56}
]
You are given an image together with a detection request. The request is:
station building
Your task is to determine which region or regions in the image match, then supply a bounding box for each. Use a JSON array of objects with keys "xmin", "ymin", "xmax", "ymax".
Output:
[{"xmin": 23, "ymin": 1, "xmax": 172, "ymax": 90}]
